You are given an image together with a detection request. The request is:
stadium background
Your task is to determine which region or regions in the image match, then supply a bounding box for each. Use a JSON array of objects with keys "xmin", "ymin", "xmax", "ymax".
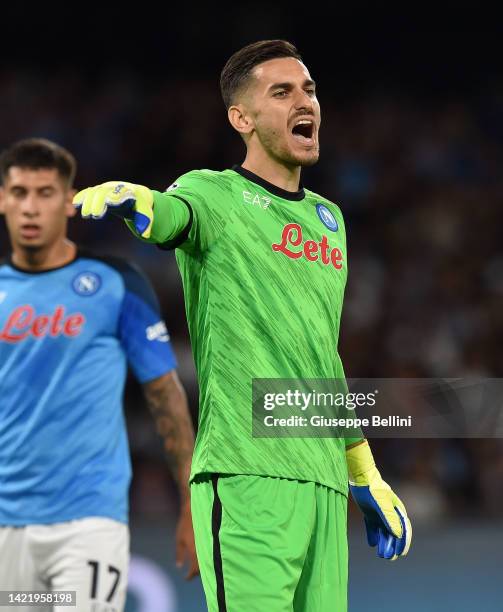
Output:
[{"xmin": 1, "ymin": 11, "xmax": 502, "ymax": 611}]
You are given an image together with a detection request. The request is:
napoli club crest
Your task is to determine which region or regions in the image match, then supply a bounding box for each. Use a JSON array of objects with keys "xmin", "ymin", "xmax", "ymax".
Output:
[
  {"xmin": 316, "ymin": 204, "xmax": 338, "ymax": 232},
  {"xmin": 72, "ymin": 272, "xmax": 101, "ymax": 296}
]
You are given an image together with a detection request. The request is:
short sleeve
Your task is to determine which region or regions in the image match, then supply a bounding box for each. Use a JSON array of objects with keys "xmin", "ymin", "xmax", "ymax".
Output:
[{"xmin": 117, "ymin": 261, "xmax": 177, "ymax": 383}]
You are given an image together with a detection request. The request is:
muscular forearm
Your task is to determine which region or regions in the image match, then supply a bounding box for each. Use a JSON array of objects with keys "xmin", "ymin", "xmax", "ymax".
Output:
[{"xmin": 143, "ymin": 370, "xmax": 195, "ymax": 505}]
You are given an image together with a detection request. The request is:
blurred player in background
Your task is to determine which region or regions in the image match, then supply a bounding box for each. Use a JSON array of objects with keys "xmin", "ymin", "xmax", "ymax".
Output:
[
  {"xmin": 75, "ymin": 41, "xmax": 411, "ymax": 611},
  {"xmin": 0, "ymin": 138, "xmax": 198, "ymax": 612}
]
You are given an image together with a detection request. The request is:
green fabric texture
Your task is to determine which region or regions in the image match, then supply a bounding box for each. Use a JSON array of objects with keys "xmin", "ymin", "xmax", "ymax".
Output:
[
  {"xmin": 130, "ymin": 168, "xmax": 359, "ymax": 493},
  {"xmin": 191, "ymin": 474, "xmax": 348, "ymax": 612}
]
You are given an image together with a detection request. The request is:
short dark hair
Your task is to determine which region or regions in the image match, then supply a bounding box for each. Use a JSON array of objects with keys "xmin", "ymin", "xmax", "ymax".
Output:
[
  {"xmin": 220, "ymin": 40, "xmax": 303, "ymax": 108},
  {"xmin": 0, "ymin": 138, "xmax": 76, "ymax": 188}
]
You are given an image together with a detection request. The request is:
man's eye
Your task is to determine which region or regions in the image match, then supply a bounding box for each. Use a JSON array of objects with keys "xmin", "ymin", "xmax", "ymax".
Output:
[
  {"xmin": 273, "ymin": 91, "xmax": 287, "ymax": 98},
  {"xmin": 305, "ymin": 89, "xmax": 316, "ymax": 96}
]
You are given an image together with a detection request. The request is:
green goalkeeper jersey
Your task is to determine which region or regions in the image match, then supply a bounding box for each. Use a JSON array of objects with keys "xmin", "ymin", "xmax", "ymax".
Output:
[{"xmin": 145, "ymin": 165, "xmax": 353, "ymax": 495}]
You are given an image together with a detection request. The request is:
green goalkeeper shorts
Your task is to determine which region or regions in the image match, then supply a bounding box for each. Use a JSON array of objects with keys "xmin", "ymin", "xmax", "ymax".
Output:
[{"xmin": 191, "ymin": 474, "xmax": 348, "ymax": 612}]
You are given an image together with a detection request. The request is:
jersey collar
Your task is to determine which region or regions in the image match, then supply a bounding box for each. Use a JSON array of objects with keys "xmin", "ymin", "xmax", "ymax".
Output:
[
  {"xmin": 232, "ymin": 165, "xmax": 305, "ymax": 201},
  {"xmin": 7, "ymin": 249, "xmax": 79, "ymax": 274}
]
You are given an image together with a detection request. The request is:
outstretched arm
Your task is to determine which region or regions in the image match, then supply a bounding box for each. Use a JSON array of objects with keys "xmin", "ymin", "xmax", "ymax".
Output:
[
  {"xmin": 74, "ymin": 171, "xmax": 228, "ymax": 252},
  {"xmin": 142, "ymin": 370, "xmax": 199, "ymax": 579},
  {"xmin": 73, "ymin": 181, "xmax": 190, "ymax": 243}
]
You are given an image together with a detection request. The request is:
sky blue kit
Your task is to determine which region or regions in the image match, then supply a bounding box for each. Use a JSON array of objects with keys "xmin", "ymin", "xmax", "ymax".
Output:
[{"xmin": 0, "ymin": 251, "xmax": 176, "ymax": 525}]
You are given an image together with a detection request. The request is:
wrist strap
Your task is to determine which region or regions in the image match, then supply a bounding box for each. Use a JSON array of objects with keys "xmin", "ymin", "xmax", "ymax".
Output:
[{"xmin": 346, "ymin": 440, "xmax": 375, "ymax": 483}]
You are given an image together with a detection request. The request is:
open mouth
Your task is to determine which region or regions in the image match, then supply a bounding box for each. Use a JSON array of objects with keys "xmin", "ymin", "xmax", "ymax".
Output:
[{"xmin": 291, "ymin": 119, "xmax": 315, "ymax": 145}]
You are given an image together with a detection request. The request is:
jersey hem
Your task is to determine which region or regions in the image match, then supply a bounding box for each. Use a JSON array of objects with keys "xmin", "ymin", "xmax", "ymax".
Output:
[
  {"xmin": 0, "ymin": 510, "xmax": 128, "ymax": 527},
  {"xmin": 190, "ymin": 468, "xmax": 348, "ymax": 498}
]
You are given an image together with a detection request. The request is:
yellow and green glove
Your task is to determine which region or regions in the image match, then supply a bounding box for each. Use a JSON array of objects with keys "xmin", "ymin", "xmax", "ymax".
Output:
[
  {"xmin": 73, "ymin": 181, "xmax": 154, "ymax": 239},
  {"xmin": 347, "ymin": 440, "xmax": 412, "ymax": 560}
]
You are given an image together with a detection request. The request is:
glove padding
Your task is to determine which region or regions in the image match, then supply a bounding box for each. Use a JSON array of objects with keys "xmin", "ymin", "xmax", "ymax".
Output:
[
  {"xmin": 73, "ymin": 181, "xmax": 154, "ymax": 238},
  {"xmin": 347, "ymin": 440, "xmax": 412, "ymax": 560}
]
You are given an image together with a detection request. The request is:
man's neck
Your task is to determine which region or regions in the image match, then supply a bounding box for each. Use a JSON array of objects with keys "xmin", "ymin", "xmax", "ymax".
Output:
[
  {"xmin": 241, "ymin": 149, "xmax": 302, "ymax": 192},
  {"xmin": 11, "ymin": 239, "xmax": 77, "ymax": 272}
]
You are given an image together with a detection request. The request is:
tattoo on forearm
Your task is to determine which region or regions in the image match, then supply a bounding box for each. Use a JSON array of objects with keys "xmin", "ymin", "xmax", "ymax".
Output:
[{"xmin": 144, "ymin": 374, "xmax": 194, "ymax": 494}]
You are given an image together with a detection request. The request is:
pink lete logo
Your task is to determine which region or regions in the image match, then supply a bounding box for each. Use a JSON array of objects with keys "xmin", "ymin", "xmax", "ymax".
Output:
[
  {"xmin": 272, "ymin": 223, "xmax": 343, "ymax": 269},
  {"xmin": 0, "ymin": 305, "xmax": 85, "ymax": 342}
]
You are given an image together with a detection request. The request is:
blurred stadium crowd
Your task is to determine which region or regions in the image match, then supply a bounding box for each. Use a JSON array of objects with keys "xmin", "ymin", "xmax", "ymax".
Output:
[{"xmin": 1, "ymin": 66, "xmax": 502, "ymax": 527}]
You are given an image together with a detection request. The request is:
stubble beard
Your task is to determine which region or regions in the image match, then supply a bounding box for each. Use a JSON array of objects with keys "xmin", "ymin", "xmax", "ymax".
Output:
[{"xmin": 259, "ymin": 127, "xmax": 320, "ymax": 169}]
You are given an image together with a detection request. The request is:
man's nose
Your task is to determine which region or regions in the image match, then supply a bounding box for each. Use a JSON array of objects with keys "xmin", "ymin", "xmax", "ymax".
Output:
[
  {"xmin": 293, "ymin": 89, "xmax": 314, "ymax": 112},
  {"xmin": 21, "ymin": 195, "xmax": 40, "ymax": 216}
]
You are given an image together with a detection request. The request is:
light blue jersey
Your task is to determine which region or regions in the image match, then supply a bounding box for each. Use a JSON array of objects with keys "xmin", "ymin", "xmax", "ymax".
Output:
[{"xmin": 0, "ymin": 250, "xmax": 177, "ymax": 525}]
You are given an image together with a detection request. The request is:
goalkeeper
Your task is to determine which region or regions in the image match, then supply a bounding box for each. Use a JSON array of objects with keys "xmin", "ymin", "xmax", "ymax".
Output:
[{"xmin": 75, "ymin": 40, "xmax": 411, "ymax": 612}]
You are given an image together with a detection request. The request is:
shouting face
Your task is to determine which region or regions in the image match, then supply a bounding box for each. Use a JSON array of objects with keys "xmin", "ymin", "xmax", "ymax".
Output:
[{"xmin": 231, "ymin": 57, "xmax": 321, "ymax": 168}]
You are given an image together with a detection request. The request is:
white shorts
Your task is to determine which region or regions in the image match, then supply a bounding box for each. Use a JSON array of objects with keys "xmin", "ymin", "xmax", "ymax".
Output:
[{"xmin": 0, "ymin": 517, "xmax": 129, "ymax": 612}]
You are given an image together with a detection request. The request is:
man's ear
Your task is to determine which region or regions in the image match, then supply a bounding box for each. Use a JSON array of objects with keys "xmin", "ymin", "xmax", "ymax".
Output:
[
  {"xmin": 0, "ymin": 187, "xmax": 5, "ymax": 215},
  {"xmin": 65, "ymin": 188, "xmax": 77, "ymax": 218},
  {"xmin": 228, "ymin": 104, "xmax": 254, "ymax": 136}
]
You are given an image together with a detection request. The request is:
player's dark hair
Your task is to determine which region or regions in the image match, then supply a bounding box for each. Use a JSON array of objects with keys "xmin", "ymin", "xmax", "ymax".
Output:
[
  {"xmin": 0, "ymin": 138, "xmax": 76, "ymax": 188},
  {"xmin": 220, "ymin": 40, "xmax": 303, "ymax": 108}
]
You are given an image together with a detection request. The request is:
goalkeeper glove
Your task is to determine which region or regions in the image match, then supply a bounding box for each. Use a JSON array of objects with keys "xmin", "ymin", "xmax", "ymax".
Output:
[
  {"xmin": 73, "ymin": 181, "xmax": 154, "ymax": 239},
  {"xmin": 347, "ymin": 440, "xmax": 412, "ymax": 560}
]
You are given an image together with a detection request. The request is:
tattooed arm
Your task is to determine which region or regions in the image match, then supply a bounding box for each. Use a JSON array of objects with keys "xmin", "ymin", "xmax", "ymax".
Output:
[{"xmin": 142, "ymin": 369, "xmax": 198, "ymax": 578}]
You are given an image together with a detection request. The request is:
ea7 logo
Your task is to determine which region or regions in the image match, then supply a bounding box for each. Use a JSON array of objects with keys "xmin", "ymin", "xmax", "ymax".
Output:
[{"xmin": 242, "ymin": 191, "xmax": 271, "ymax": 209}]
